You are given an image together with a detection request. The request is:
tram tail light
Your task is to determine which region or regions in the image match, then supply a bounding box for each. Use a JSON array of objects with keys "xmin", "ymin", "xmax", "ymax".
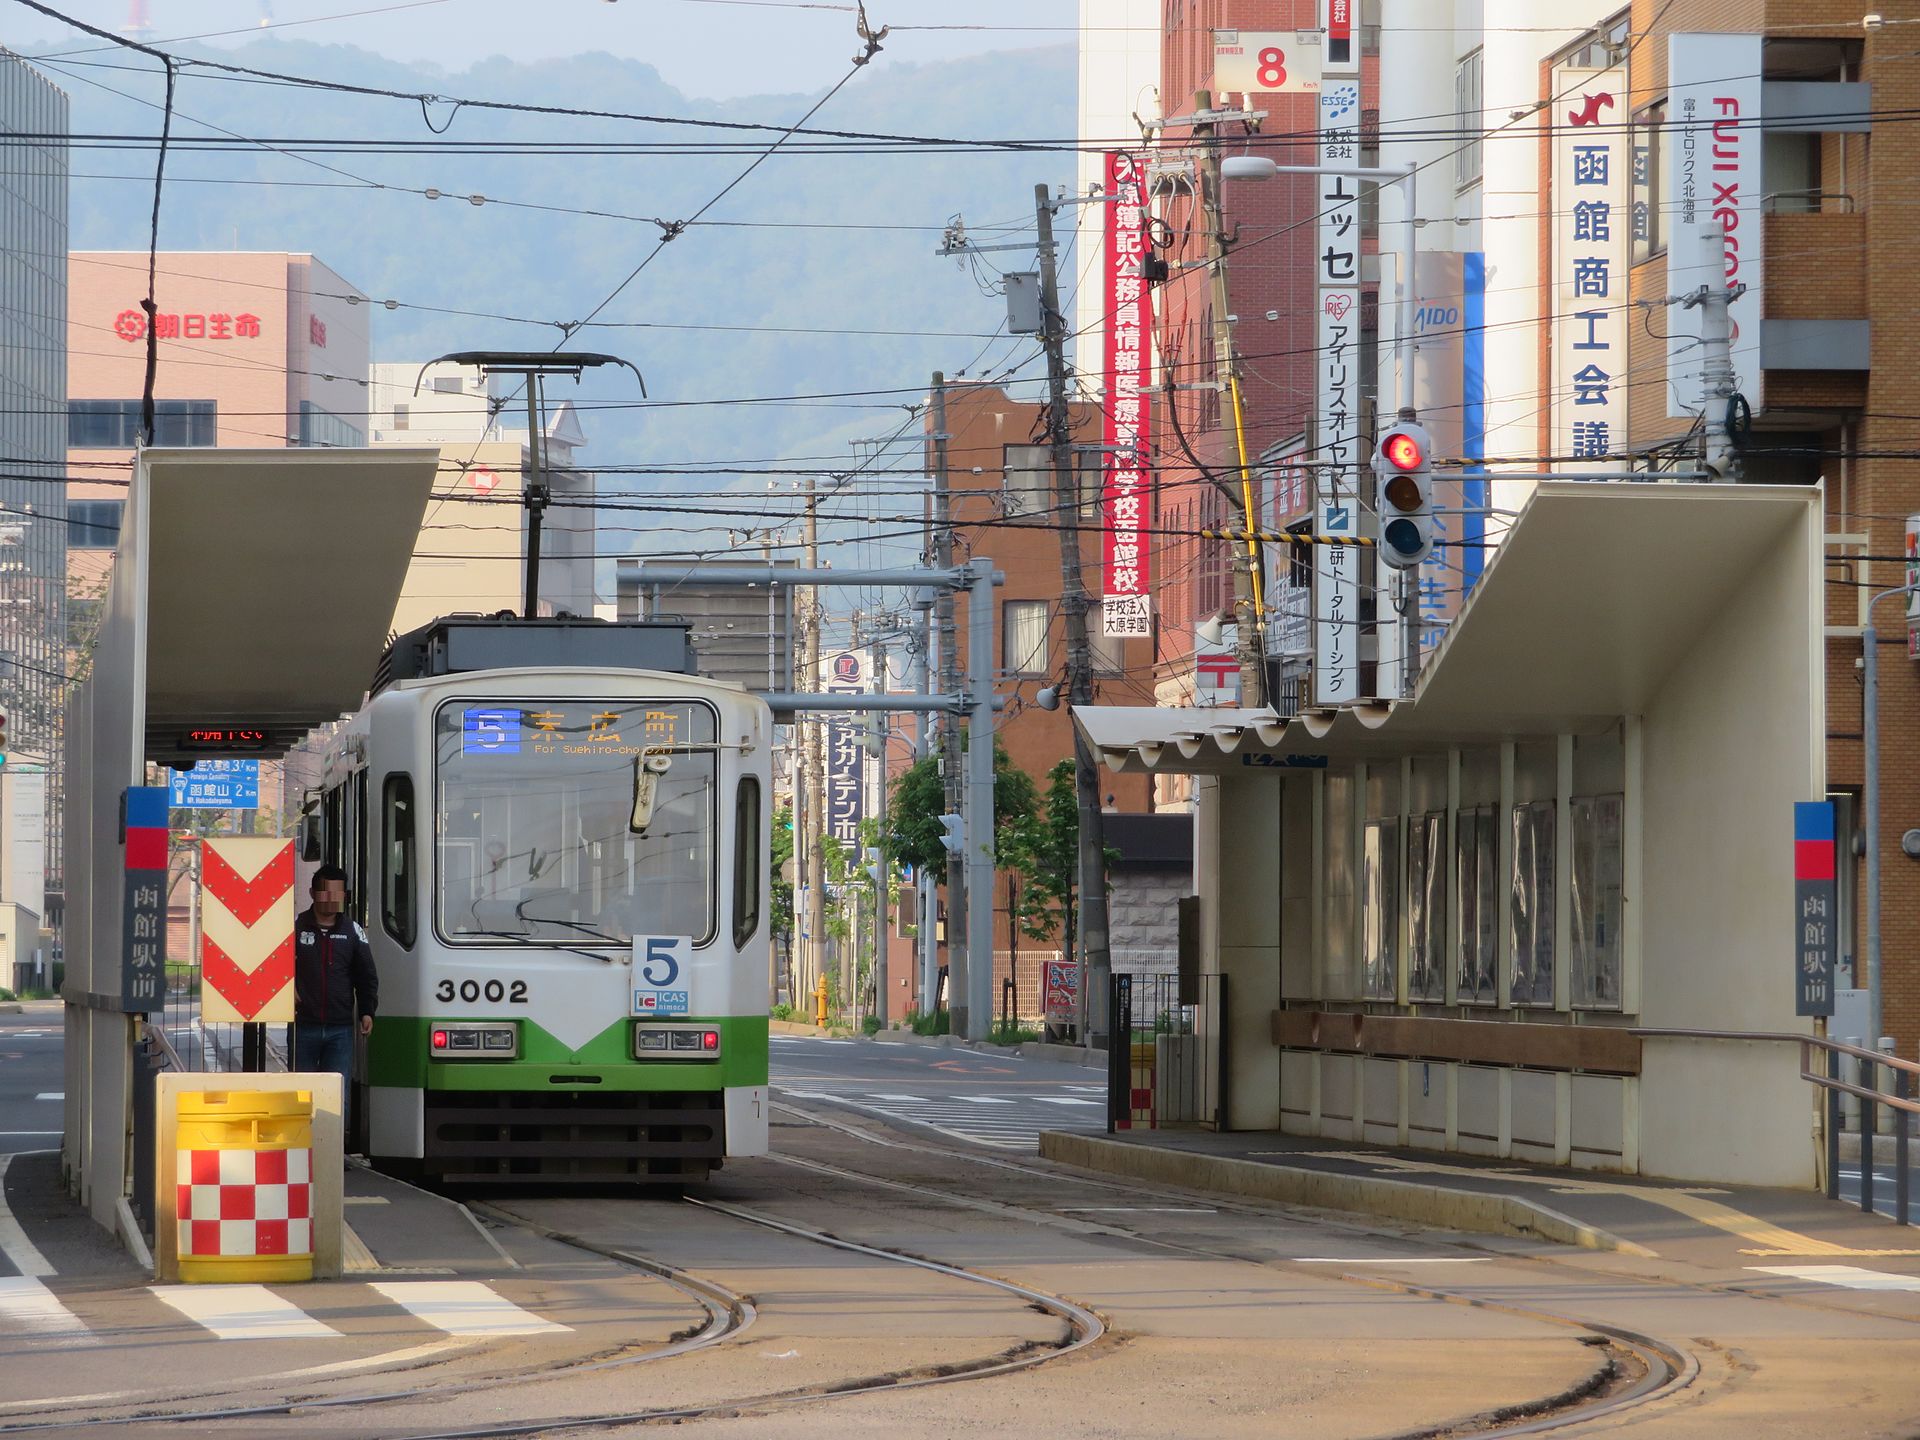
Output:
[
  {"xmin": 632, "ymin": 1023, "xmax": 724, "ymax": 1059},
  {"xmin": 429, "ymin": 1022, "xmax": 518, "ymax": 1059}
]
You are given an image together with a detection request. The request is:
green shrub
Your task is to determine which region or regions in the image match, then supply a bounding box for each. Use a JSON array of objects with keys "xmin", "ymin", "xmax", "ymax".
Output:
[
  {"xmin": 987, "ymin": 1018, "xmax": 1041, "ymax": 1046},
  {"xmin": 0, "ymin": 987, "xmax": 14, "ymax": 1002},
  {"xmin": 907, "ymin": 1008, "xmax": 950, "ymax": 1037},
  {"xmin": 769, "ymin": 1003, "xmax": 796, "ymax": 1021},
  {"xmin": 860, "ymin": 1014, "xmax": 883, "ymax": 1036}
]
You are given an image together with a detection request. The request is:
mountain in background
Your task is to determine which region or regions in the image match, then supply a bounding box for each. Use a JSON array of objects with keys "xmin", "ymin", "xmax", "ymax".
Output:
[{"xmin": 41, "ymin": 35, "xmax": 1078, "ymax": 550}]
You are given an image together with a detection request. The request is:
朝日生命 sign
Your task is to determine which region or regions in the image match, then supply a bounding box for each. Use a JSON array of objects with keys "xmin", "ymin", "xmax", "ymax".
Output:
[
  {"xmin": 114, "ymin": 309, "xmax": 264, "ymax": 342},
  {"xmin": 1102, "ymin": 150, "xmax": 1153, "ymax": 640}
]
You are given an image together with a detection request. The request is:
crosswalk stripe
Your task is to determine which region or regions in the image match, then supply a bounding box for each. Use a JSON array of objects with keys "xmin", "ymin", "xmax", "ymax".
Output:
[
  {"xmin": 865, "ymin": 1093, "xmax": 928, "ymax": 1102},
  {"xmin": 954, "ymin": 1096, "xmax": 1015, "ymax": 1105},
  {"xmin": 1747, "ymin": 1264, "xmax": 1920, "ymax": 1293},
  {"xmin": 0, "ymin": 1276, "xmax": 93, "ymax": 1340},
  {"xmin": 369, "ymin": 1281, "xmax": 569, "ymax": 1337},
  {"xmin": 150, "ymin": 1284, "xmax": 341, "ymax": 1340},
  {"xmin": 1031, "ymin": 1096, "xmax": 1101, "ymax": 1106}
]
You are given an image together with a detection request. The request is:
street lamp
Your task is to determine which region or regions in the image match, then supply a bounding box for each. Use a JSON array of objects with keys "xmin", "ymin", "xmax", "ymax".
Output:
[{"xmin": 1862, "ymin": 582, "xmax": 1918, "ymax": 1048}]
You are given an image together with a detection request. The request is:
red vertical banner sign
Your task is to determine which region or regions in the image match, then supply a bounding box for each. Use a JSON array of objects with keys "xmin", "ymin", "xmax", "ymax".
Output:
[{"xmin": 1102, "ymin": 150, "xmax": 1153, "ymax": 640}]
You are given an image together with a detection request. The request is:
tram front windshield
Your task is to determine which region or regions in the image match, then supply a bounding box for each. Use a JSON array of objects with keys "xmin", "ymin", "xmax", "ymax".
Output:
[{"xmin": 434, "ymin": 700, "xmax": 716, "ymax": 946}]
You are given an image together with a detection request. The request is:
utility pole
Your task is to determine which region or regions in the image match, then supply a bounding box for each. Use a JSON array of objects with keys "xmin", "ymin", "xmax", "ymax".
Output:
[
  {"xmin": 1034, "ymin": 185, "xmax": 1114, "ymax": 1046},
  {"xmin": 801, "ymin": 476, "xmax": 826, "ymax": 1014},
  {"xmin": 1191, "ymin": 94, "xmax": 1267, "ymax": 707},
  {"xmin": 932, "ymin": 372, "xmax": 966, "ymax": 1028},
  {"xmin": 1684, "ymin": 226, "xmax": 1743, "ymax": 482},
  {"xmin": 912, "ymin": 595, "xmax": 936, "ymax": 1014}
]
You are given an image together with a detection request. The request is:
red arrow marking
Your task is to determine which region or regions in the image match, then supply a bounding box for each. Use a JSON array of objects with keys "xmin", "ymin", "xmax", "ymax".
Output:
[
  {"xmin": 203, "ymin": 842, "xmax": 293, "ymax": 927},
  {"xmin": 203, "ymin": 933, "xmax": 292, "ymax": 1020}
]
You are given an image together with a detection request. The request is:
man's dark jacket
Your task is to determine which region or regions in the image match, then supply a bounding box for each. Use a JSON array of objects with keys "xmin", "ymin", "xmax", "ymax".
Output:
[{"xmin": 293, "ymin": 907, "xmax": 378, "ymax": 1026}]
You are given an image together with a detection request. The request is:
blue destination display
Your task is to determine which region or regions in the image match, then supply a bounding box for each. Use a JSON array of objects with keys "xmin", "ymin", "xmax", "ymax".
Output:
[{"xmin": 463, "ymin": 707, "xmax": 523, "ymax": 755}]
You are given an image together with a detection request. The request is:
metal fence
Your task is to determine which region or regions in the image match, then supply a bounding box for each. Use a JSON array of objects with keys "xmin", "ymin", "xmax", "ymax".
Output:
[{"xmin": 1107, "ymin": 972, "xmax": 1228, "ymax": 1132}]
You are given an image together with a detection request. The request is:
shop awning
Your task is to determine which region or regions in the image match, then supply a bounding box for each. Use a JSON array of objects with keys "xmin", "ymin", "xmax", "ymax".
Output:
[{"xmin": 1076, "ymin": 482, "xmax": 1821, "ymax": 774}]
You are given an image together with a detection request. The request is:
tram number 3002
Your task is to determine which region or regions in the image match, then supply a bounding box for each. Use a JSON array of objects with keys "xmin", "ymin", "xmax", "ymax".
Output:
[{"xmin": 434, "ymin": 978, "xmax": 530, "ymax": 1005}]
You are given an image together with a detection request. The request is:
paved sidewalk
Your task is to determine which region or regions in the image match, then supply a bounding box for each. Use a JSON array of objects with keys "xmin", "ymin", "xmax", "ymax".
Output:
[{"xmin": 1039, "ymin": 1126, "xmax": 1920, "ymax": 1279}]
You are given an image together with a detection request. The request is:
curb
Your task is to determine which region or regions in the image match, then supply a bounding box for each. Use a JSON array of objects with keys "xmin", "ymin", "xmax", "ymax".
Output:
[
  {"xmin": 0, "ymin": 1003, "xmax": 20, "ymax": 1015},
  {"xmin": 1036, "ymin": 1131, "xmax": 1654, "ymax": 1257}
]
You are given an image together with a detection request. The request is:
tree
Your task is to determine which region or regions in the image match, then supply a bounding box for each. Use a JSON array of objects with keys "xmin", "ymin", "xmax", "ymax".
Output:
[
  {"xmin": 770, "ymin": 804, "xmax": 795, "ymax": 947},
  {"xmin": 885, "ymin": 735, "xmax": 1040, "ymax": 878}
]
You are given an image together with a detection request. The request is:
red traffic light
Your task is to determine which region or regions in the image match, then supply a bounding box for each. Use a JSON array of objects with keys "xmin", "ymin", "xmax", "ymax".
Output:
[{"xmin": 1380, "ymin": 431, "xmax": 1425, "ymax": 471}]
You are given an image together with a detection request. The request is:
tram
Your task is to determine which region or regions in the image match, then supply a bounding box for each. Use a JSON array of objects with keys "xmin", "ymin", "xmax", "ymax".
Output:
[{"xmin": 304, "ymin": 615, "xmax": 773, "ymax": 1183}]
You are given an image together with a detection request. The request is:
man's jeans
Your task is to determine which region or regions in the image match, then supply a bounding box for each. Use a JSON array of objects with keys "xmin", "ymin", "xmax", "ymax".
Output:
[{"xmin": 291, "ymin": 1022, "xmax": 357, "ymax": 1142}]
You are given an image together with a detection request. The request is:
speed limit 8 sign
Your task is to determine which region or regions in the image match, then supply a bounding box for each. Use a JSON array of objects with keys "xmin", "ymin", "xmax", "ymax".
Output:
[{"xmin": 1212, "ymin": 30, "xmax": 1323, "ymax": 95}]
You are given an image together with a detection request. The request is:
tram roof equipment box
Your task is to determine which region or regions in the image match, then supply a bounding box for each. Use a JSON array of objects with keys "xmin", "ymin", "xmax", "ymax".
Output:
[{"xmin": 374, "ymin": 615, "xmax": 698, "ymax": 693}]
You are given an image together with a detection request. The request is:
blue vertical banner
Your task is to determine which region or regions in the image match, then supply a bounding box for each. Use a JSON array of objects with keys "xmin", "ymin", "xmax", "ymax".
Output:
[{"xmin": 1461, "ymin": 250, "xmax": 1487, "ymax": 598}]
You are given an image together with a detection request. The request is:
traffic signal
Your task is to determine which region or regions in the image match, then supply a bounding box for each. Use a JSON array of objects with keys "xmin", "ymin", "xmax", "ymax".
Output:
[
  {"xmin": 1372, "ymin": 415, "xmax": 1434, "ymax": 570},
  {"xmin": 936, "ymin": 814, "xmax": 964, "ymax": 854}
]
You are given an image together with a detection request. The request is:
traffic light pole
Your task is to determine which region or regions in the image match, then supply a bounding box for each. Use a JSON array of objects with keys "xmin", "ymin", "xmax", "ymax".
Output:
[{"xmin": 628, "ymin": 559, "xmax": 1004, "ymax": 1040}]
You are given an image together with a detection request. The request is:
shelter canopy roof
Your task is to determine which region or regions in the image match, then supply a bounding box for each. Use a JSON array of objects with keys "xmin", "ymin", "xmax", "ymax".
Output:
[{"xmin": 1075, "ymin": 482, "xmax": 1818, "ymax": 774}]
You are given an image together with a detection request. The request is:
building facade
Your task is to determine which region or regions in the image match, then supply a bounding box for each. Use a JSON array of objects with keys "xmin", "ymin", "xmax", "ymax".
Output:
[
  {"xmin": 0, "ymin": 52, "xmax": 68, "ymax": 924},
  {"xmin": 368, "ymin": 360, "xmax": 598, "ymax": 628}
]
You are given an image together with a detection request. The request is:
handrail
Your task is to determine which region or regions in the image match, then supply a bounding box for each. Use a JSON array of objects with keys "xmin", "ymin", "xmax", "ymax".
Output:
[
  {"xmin": 1636, "ymin": 1025, "xmax": 1913, "ymax": 1222},
  {"xmin": 1632, "ymin": 1026, "xmax": 1920, "ymax": 1077},
  {"xmin": 141, "ymin": 1018, "xmax": 184, "ymax": 1072}
]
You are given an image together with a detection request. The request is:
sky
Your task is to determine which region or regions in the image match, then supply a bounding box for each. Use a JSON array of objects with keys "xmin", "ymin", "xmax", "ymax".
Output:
[{"xmin": 12, "ymin": 0, "xmax": 1083, "ymax": 98}]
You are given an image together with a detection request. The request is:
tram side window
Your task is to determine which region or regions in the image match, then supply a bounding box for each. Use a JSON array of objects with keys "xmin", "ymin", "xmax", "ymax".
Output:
[
  {"xmin": 383, "ymin": 774, "xmax": 417, "ymax": 947},
  {"xmin": 733, "ymin": 777, "xmax": 761, "ymax": 949}
]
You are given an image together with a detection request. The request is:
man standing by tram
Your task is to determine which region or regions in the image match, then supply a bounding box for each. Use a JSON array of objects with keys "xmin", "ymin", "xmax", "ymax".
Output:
[{"xmin": 292, "ymin": 863, "xmax": 379, "ymax": 1139}]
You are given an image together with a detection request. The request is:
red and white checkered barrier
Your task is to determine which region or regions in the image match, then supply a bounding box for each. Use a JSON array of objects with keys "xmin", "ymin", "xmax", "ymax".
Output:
[{"xmin": 176, "ymin": 1147, "xmax": 312, "ymax": 1258}]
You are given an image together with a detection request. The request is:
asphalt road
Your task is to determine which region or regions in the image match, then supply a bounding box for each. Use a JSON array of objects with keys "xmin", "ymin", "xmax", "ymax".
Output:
[
  {"xmin": 769, "ymin": 1034, "xmax": 1105, "ymax": 1148},
  {"xmin": 8, "ymin": 1018, "xmax": 1920, "ymax": 1437},
  {"xmin": 0, "ymin": 1003, "xmax": 63, "ymax": 1158}
]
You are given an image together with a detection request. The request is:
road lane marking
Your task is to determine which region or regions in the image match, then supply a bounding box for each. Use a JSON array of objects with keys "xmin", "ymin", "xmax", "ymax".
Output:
[
  {"xmin": 33, "ymin": 1094, "xmax": 61, "ymax": 1101},
  {"xmin": 954, "ymin": 1096, "xmax": 1015, "ymax": 1105},
  {"xmin": 1031, "ymin": 1097, "xmax": 1101, "ymax": 1106},
  {"xmin": 368, "ymin": 1281, "xmax": 568, "ymax": 1336},
  {"xmin": 0, "ymin": 1155, "xmax": 55, "ymax": 1277},
  {"xmin": 1747, "ymin": 1264, "xmax": 1920, "ymax": 1292},
  {"xmin": 1295, "ymin": 1257, "xmax": 1493, "ymax": 1265},
  {"xmin": 865, "ymin": 1093, "xmax": 928, "ymax": 1103},
  {"xmin": 150, "ymin": 1284, "xmax": 341, "ymax": 1340},
  {"xmin": 0, "ymin": 1276, "xmax": 92, "ymax": 1338}
]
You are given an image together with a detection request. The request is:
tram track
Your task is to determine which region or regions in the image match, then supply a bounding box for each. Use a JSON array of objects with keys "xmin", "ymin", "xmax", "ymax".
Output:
[
  {"xmin": 766, "ymin": 1097, "xmax": 1703, "ymax": 1439},
  {"xmin": 0, "ymin": 1225, "xmax": 748, "ymax": 1435}
]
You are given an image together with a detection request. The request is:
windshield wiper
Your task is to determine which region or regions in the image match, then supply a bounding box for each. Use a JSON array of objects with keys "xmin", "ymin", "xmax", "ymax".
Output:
[{"xmin": 458, "ymin": 927, "xmax": 614, "ymax": 965}]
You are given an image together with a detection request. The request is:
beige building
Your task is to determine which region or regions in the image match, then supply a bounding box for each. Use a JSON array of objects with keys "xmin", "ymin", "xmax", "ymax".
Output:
[{"xmin": 368, "ymin": 361, "xmax": 597, "ymax": 632}]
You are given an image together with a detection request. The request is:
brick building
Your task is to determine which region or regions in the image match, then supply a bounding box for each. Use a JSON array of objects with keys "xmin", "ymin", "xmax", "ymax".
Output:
[
  {"xmin": 1601, "ymin": 4, "xmax": 1918, "ymax": 1057},
  {"xmin": 1150, "ymin": 2, "xmax": 1380, "ymax": 727},
  {"xmin": 898, "ymin": 384, "xmax": 1158, "ymax": 1022}
]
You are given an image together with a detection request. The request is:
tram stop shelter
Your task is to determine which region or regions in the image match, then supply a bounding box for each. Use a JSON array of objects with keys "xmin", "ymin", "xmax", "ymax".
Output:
[
  {"xmin": 62, "ymin": 447, "xmax": 439, "ymax": 1249},
  {"xmin": 1077, "ymin": 482, "xmax": 1827, "ymax": 1189}
]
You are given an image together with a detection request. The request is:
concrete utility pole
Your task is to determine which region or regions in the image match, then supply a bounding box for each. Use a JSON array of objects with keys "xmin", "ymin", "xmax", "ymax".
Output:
[
  {"xmin": 1191, "ymin": 93, "xmax": 1267, "ymax": 707},
  {"xmin": 1034, "ymin": 185, "xmax": 1113, "ymax": 1045},
  {"xmin": 1683, "ymin": 227, "xmax": 1743, "ymax": 482},
  {"xmin": 912, "ymin": 594, "xmax": 937, "ymax": 1013},
  {"xmin": 931, "ymin": 373, "xmax": 966, "ymax": 1027},
  {"xmin": 801, "ymin": 476, "xmax": 826, "ymax": 1012}
]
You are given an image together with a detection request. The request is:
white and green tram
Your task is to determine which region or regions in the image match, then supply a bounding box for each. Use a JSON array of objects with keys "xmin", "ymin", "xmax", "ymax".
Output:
[{"xmin": 306, "ymin": 617, "xmax": 772, "ymax": 1184}]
